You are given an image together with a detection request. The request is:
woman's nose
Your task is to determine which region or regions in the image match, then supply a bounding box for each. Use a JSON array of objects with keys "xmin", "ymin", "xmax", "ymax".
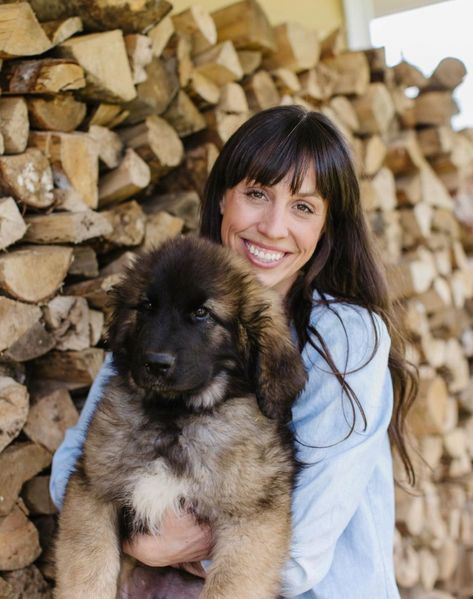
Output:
[{"xmin": 256, "ymin": 206, "xmax": 288, "ymax": 239}]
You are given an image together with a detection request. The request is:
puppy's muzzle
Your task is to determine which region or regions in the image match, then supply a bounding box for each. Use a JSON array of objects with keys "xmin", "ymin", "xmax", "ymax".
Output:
[{"xmin": 144, "ymin": 352, "xmax": 176, "ymax": 378}]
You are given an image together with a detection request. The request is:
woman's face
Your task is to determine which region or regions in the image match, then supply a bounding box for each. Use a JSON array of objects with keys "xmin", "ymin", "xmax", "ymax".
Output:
[{"xmin": 220, "ymin": 170, "xmax": 327, "ymax": 296}]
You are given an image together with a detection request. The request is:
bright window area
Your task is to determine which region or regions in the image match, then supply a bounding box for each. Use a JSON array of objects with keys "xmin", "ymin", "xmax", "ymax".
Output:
[{"xmin": 370, "ymin": 0, "xmax": 473, "ymax": 129}]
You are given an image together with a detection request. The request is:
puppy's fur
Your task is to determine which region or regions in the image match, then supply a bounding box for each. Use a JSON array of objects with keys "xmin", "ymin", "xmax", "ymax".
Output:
[{"xmin": 55, "ymin": 237, "xmax": 307, "ymax": 599}]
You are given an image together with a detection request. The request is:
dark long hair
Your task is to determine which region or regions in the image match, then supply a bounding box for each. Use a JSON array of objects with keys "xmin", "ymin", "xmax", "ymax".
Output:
[{"xmin": 200, "ymin": 105, "xmax": 418, "ymax": 484}]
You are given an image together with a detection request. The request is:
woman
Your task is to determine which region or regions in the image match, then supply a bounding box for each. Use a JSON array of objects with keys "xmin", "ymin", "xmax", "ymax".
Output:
[{"xmin": 50, "ymin": 105, "xmax": 417, "ymax": 598}]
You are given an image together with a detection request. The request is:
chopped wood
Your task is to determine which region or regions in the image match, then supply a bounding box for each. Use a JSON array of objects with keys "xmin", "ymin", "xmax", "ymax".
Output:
[
  {"xmin": 0, "ymin": 442, "xmax": 51, "ymax": 517},
  {"xmin": 101, "ymin": 200, "xmax": 146, "ymax": 247},
  {"xmin": 32, "ymin": 348, "xmax": 104, "ymax": 386},
  {"xmin": 65, "ymin": 273, "xmax": 122, "ymax": 310},
  {"xmin": 24, "ymin": 210, "xmax": 112, "ymax": 244},
  {"xmin": 147, "ymin": 15, "xmax": 174, "ymax": 58},
  {"xmin": 0, "ymin": 197, "xmax": 26, "ymax": 250},
  {"xmin": 329, "ymin": 95, "xmax": 359, "ymax": 133},
  {"xmin": 0, "ymin": 58, "xmax": 85, "ymax": 95},
  {"xmin": 298, "ymin": 63, "xmax": 337, "ymax": 103},
  {"xmin": 263, "ymin": 22, "xmax": 319, "ymax": 73},
  {"xmin": 218, "ymin": 82, "xmax": 248, "ymax": 113},
  {"xmin": 88, "ymin": 103, "xmax": 129, "ymax": 128},
  {"xmin": 388, "ymin": 255, "xmax": 436, "ymax": 299},
  {"xmin": 0, "ymin": 377, "xmax": 28, "ymax": 453},
  {"xmin": 415, "ymin": 91, "xmax": 459, "ymax": 127},
  {"xmin": 41, "ymin": 16, "xmax": 83, "ymax": 46},
  {"xmin": 68, "ymin": 246, "xmax": 99, "ymax": 278},
  {"xmin": 88, "ymin": 124, "xmax": 123, "ymax": 169},
  {"xmin": 0, "ymin": 148, "xmax": 54, "ymax": 209},
  {"xmin": 244, "ymin": 70, "xmax": 280, "ymax": 111},
  {"xmin": 119, "ymin": 115, "xmax": 183, "ymax": 180},
  {"xmin": 417, "ymin": 126, "xmax": 455, "ymax": 158},
  {"xmin": 53, "ymin": 187, "xmax": 89, "ymax": 213},
  {"xmin": 124, "ymin": 56, "xmax": 179, "ymax": 125},
  {"xmin": 0, "ymin": 502, "xmax": 41, "ymax": 571},
  {"xmin": 385, "ymin": 131, "xmax": 426, "ymax": 175},
  {"xmin": 89, "ymin": 309, "xmax": 104, "ymax": 346},
  {"xmin": 352, "ymin": 83, "xmax": 395, "ymax": 135},
  {"xmin": 27, "ymin": 94, "xmax": 87, "ymax": 132},
  {"xmin": 143, "ymin": 211, "xmax": 184, "ymax": 249},
  {"xmin": 98, "ymin": 148, "xmax": 151, "ymax": 207},
  {"xmin": 399, "ymin": 202, "xmax": 433, "ymax": 247},
  {"xmin": 0, "ymin": 297, "xmax": 41, "ymax": 353},
  {"xmin": 417, "ymin": 277, "xmax": 453, "ymax": 314},
  {"xmin": 0, "ymin": 98, "xmax": 29, "ymax": 154},
  {"xmin": 2, "ymin": 318, "xmax": 55, "ymax": 363},
  {"xmin": 0, "ymin": 245, "xmax": 73, "ymax": 303},
  {"xmin": 361, "ymin": 135, "xmax": 386, "ymax": 177},
  {"xmin": 43, "ymin": 295, "xmax": 90, "ymax": 351},
  {"xmin": 407, "ymin": 373, "xmax": 449, "ymax": 436},
  {"xmin": 237, "ymin": 50, "xmax": 262, "ymax": 75},
  {"xmin": 323, "ymin": 51, "xmax": 370, "ymax": 96},
  {"xmin": 430, "ymin": 57, "xmax": 467, "ymax": 91},
  {"xmin": 0, "ymin": 3, "xmax": 52, "ymax": 58},
  {"xmin": 212, "ymin": 0, "xmax": 276, "ymax": 54},
  {"xmin": 319, "ymin": 27, "xmax": 343, "ymax": 59},
  {"xmin": 142, "ymin": 190, "xmax": 200, "ymax": 231},
  {"xmin": 391, "ymin": 86, "xmax": 416, "ymax": 129},
  {"xmin": 172, "ymin": 5, "xmax": 217, "ymax": 55},
  {"xmin": 22, "ymin": 476, "xmax": 56, "ymax": 516},
  {"xmin": 24, "ymin": 388, "xmax": 79, "ymax": 452},
  {"xmin": 393, "ymin": 60, "xmax": 428, "ymax": 89},
  {"xmin": 194, "ymin": 40, "xmax": 243, "ymax": 85},
  {"xmin": 271, "ymin": 68, "xmax": 301, "ymax": 95},
  {"xmin": 29, "ymin": 131, "xmax": 99, "ymax": 208},
  {"xmin": 25, "ymin": 0, "xmax": 172, "ymax": 33},
  {"xmin": 204, "ymin": 109, "xmax": 247, "ymax": 146},
  {"xmin": 163, "ymin": 89, "xmax": 206, "ymax": 137},
  {"xmin": 57, "ymin": 30, "xmax": 136, "ymax": 103},
  {"xmin": 125, "ymin": 33, "xmax": 153, "ymax": 84},
  {"xmin": 187, "ymin": 72, "xmax": 220, "ymax": 109}
]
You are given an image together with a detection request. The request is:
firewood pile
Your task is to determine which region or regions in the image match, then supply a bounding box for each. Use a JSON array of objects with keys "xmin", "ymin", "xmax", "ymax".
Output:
[{"xmin": 0, "ymin": 0, "xmax": 472, "ymax": 596}]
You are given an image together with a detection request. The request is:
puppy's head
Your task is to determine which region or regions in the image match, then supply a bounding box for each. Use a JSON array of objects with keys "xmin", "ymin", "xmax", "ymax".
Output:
[{"xmin": 107, "ymin": 236, "xmax": 306, "ymax": 420}]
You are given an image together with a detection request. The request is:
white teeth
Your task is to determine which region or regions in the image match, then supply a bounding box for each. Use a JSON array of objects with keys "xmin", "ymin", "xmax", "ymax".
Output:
[{"xmin": 245, "ymin": 241, "xmax": 284, "ymax": 263}]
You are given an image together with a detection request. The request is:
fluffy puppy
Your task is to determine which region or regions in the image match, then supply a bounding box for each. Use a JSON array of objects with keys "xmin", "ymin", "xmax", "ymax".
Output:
[{"xmin": 55, "ymin": 236, "xmax": 307, "ymax": 599}]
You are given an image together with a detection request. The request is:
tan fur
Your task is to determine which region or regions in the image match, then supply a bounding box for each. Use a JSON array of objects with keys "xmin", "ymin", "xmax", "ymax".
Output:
[{"xmin": 54, "ymin": 238, "xmax": 306, "ymax": 599}]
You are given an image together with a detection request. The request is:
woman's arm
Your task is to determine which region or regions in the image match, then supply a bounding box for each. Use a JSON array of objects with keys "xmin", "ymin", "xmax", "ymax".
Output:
[
  {"xmin": 280, "ymin": 305, "xmax": 394, "ymax": 597},
  {"xmin": 49, "ymin": 353, "xmax": 116, "ymax": 509}
]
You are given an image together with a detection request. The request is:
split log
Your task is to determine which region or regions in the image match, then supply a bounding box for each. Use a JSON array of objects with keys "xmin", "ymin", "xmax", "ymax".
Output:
[
  {"xmin": 23, "ymin": 388, "xmax": 79, "ymax": 453},
  {"xmin": 0, "ymin": 501, "xmax": 41, "ymax": 571},
  {"xmin": 24, "ymin": 0, "xmax": 172, "ymax": 33},
  {"xmin": 0, "ymin": 197, "xmax": 26, "ymax": 250},
  {"xmin": 388, "ymin": 255, "xmax": 436, "ymax": 299},
  {"xmin": 187, "ymin": 72, "xmax": 220, "ymax": 109},
  {"xmin": 194, "ymin": 40, "xmax": 243, "ymax": 85},
  {"xmin": 391, "ymin": 86, "xmax": 416, "ymax": 128},
  {"xmin": 57, "ymin": 30, "xmax": 136, "ymax": 102},
  {"xmin": 68, "ymin": 246, "xmax": 99, "ymax": 278},
  {"xmin": 323, "ymin": 51, "xmax": 370, "ymax": 96},
  {"xmin": 367, "ymin": 210, "xmax": 402, "ymax": 265},
  {"xmin": 88, "ymin": 103, "xmax": 129, "ymax": 128},
  {"xmin": 399, "ymin": 203, "xmax": 433, "ymax": 247},
  {"xmin": 361, "ymin": 135, "xmax": 386, "ymax": 177},
  {"xmin": 27, "ymin": 94, "xmax": 87, "ymax": 132},
  {"xmin": 88, "ymin": 124, "xmax": 123, "ymax": 168},
  {"xmin": 407, "ymin": 373, "xmax": 449, "ymax": 437},
  {"xmin": 0, "ymin": 148, "xmax": 54, "ymax": 209},
  {"xmin": 89, "ymin": 309, "xmax": 104, "ymax": 346},
  {"xmin": 0, "ymin": 442, "xmax": 51, "ymax": 517},
  {"xmin": 271, "ymin": 68, "xmax": 301, "ymax": 95},
  {"xmin": 329, "ymin": 96, "xmax": 359, "ymax": 134},
  {"xmin": 211, "ymin": 0, "xmax": 276, "ymax": 54},
  {"xmin": 0, "ymin": 245, "xmax": 73, "ymax": 303},
  {"xmin": 29, "ymin": 131, "xmax": 99, "ymax": 208},
  {"xmin": 298, "ymin": 63, "xmax": 337, "ymax": 103},
  {"xmin": 0, "ymin": 59, "xmax": 85, "ymax": 95},
  {"xmin": 118, "ymin": 115, "xmax": 184, "ymax": 180},
  {"xmin": 0, "ymin": 377, "xmax": 29, "ymax": 453},
  {"xmin": 352, "ymin": 83, "xmax": 395, "ymax": 135},
  {"xmin": 142, "ymin": 190, "xmax": 200, "ymax": 231},
  {"xmin": 22, "ymin": 476, "xmax": 56, "ymax": 516},
  {"xmin": 125, "ymin": 33, "xmax": 153, "ymax": 84},
  {"xmin": 0, "ymin": 3, "xmax": 51, "ymax": 58},
  {"xmin": 417, "ymin": 126, "xmax": 454, "ymax": 158},
  {"xmin": 172, "ymin": 5, "xmax": 217, "ymax": 55},
  {"xmin": 65, "ymin": 273, "xmax": 122, "ymax": 310},
  {"xmin": 52, "ymin": 188, "xmax": 89, "ymax": 213},
  {"xmin": 32, "ymin": 348, "xmax": 104, "ymax": 387},
  {"xmin": 204, "ymin": 109, "xmax": 247, "ymax": 145},
  {"xmin": 43, "ymin": 296, "xmax": 91, "ymax": 351},
  {"xmin": 143, "ymin": 211, "xmax": 184, "ymax": 249},
  {"xmin": 123, "ymin": 56, "xmax": 179, "ymax": 125},
  {"xmin": 415, "ymin": 91, "xmax": 459, "ymax": 127},
  {"xmin": 101, "ymin": 200, "xmax": 146, "ymax": 247},
  {"xmin": 320, "ymin": 27, "xmax": 343, "ymax": 59},
  {"xmin": 162, "ymin": 90, "xmax": 206, "ymax": 137},
  {"xmin": 147, "ymin": 15, "xmax": 174, "ymax": 58},
  {"xmin": 430, "ymin": 57, "xmax": 466, "ymax": 91},
  {"xmin": 385, "ymin": 131, "xmax": 426, "ymax": 175},
  {"xmin": 0, "ymin": 97, "xmax": 29, "ymax": 154},
  {"xmin": 0, "ymin": 296, "xmax": 42, "ymax": 352},
  {"xmin": 24, "ymin": 210, "xmax": 112, "ymax": 244},
  {"xmin": 393, "ymin": 60, "xmax": 428, "ymax": 89},
  {"xmin": 41, "ymin": 16, "xmax": 83, "ymax": 46},
  {"xmin": 262, "ymin": 22, "xmax": 319, "ymax": 72},
  {"xmin": 244, "ymin": 70, "xmax": 280, "ymax": 111},
  {"xmin": 237, "ymin": 50, "xmax": 262, "ymax": 75},
  {"xmin": 98, "ymin": 148, "xmax": 151, "ymax": 207}
]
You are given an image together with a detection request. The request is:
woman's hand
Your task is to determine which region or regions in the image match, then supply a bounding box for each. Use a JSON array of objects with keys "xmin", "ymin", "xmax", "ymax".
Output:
[{"xmin": 122, "ymin": 508, "xmax": 213, "ymax": 573}]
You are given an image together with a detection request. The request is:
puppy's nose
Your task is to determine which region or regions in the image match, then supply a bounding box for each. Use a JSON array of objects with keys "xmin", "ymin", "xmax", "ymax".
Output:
[{"xmin": 144, "ymin": 352, "xmax": 176, "ymax": 375}]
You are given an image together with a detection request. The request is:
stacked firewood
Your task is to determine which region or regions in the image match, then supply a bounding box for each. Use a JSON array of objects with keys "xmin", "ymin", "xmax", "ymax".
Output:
[{"xmin": 0, "ymin": 0, "xmax": 472, "ymax": 596}]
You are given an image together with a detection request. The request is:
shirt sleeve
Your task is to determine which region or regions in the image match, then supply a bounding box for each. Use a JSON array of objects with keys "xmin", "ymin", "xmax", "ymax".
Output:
[
  {"xmin": 49, "ymin": 353, "xmax": 116, "ymax": 510},
  {"xmin": 280, "ymin": 305, "xmax": 393, "ymax": 597}
]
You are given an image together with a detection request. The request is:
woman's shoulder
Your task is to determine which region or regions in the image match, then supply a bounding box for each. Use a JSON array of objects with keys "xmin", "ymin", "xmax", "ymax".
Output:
[{"xmin": 305, "ymin": 289, "xmax": 391, "ymax": 367}]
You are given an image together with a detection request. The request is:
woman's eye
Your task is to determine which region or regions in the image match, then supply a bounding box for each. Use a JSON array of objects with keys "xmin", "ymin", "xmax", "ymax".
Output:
[
  {"xmin": 246, "ymin": 189, "xmax": 266, "ymax": 200},
  {"xmin": 295, "ymin": 202, "xmax": 314, "ymax": 214}
]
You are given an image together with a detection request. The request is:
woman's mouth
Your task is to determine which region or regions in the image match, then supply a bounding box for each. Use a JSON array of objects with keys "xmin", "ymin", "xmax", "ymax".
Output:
[{"xmin": 243, "ymin": 239, "xmax": 287, "ymax": 267}]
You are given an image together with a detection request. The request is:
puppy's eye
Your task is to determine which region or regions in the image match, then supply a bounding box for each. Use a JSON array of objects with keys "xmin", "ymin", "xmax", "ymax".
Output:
[
  {"xmin": 191, "ymin": 306, "xmax": 210, "ymax": 321},
  {"xmin": 138, "ymin": 300, "xmax": 153, "ymax": 312}
]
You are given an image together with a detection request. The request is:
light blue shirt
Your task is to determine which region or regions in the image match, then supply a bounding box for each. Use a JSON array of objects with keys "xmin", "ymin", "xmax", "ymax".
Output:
[{"xmin": 50, "ymin": 293, "xmax": 400, "ymax": 599}]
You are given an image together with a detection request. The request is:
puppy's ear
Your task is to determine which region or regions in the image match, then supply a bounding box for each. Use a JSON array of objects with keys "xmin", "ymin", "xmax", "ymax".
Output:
[{"xmin": 242, "ymin": 289, "xmax": 307, "ymax": 421}]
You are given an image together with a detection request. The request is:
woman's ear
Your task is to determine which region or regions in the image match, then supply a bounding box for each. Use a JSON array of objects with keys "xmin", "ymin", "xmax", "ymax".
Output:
[{"xmin": 219, "ymin": 197, "xmax": 225, "ymax": 215}]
